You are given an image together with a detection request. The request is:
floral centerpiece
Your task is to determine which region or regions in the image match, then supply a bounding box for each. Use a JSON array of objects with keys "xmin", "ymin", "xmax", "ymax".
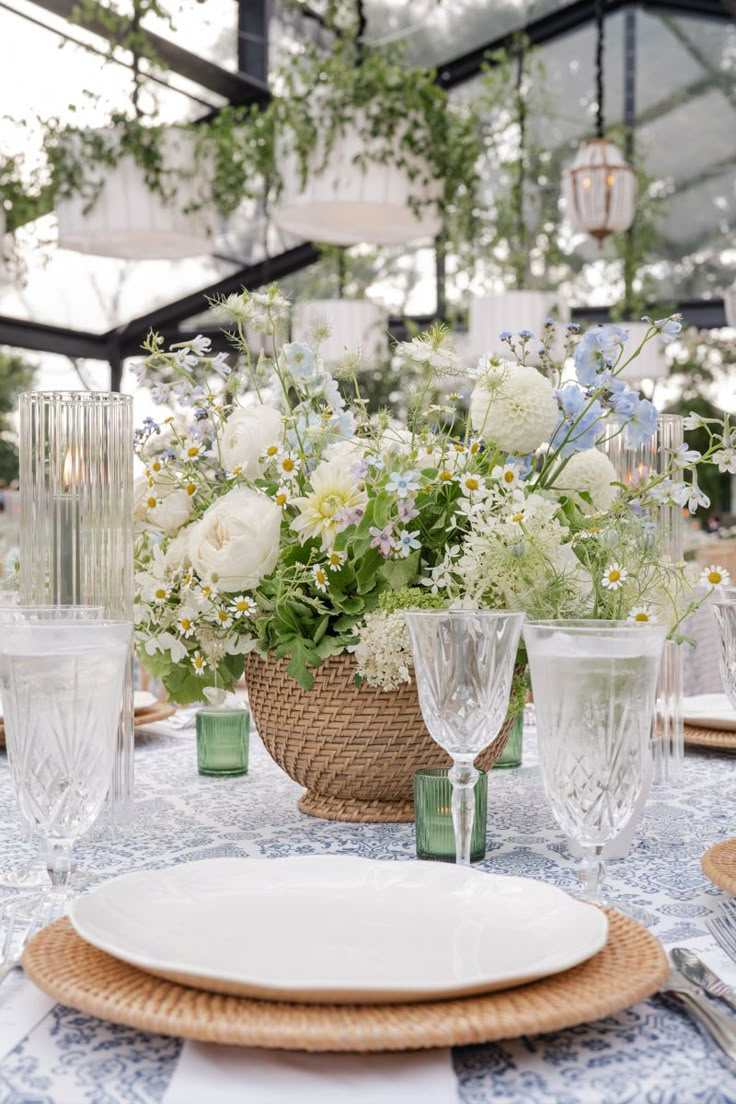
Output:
[{"xmin": 133, "ymin": 292, "xmax": 730, "ymax": 818}]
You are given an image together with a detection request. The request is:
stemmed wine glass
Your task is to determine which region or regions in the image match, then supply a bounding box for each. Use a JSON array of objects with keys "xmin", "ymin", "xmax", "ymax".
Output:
[
  {"xmin": 0, "ymin": 618, "xmax": 131, "ymax": 921},
  {"xmin": 0, "ymin": 605, "xmax": 103, "ymax": 892},
  {"xmin": 404, "ymin": 610, "xmax": 525, "ymax": 865},
  {"xmin": 523, "ymin": 619, "xmax": 666, "ymax": 905}
]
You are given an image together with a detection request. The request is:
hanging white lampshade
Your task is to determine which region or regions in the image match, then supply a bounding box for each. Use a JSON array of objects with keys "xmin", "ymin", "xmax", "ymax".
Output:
[
  {"xmin": 272, "ymin": 114, "xmax": 443, "ymax": 247},
  {"xmin": 468, "ymin": 290, "xmax": 569, "ymax": 363},
  {"xmin": 723, "ymin": 283, "xmax": 736, "ymax": 327},
  {"xmin": 617, "ymin": 321, "xmax": 668, "ymax": 381},
  {"xmin": 292, "ymin": 300, "xmax": 389, "ymax": 367},
  {"xmin": 56, "ymin": 129, "xmax": 216, "ymax": 260},
  {"xmin": 562, "ymin": 139, "xmax": 636, "ymax": 242}
]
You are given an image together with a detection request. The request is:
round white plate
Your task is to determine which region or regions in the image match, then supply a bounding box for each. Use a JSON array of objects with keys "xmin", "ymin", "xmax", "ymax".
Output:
[
  {"xmin": 69, "ymin": 855, "xmax": 608, "ymax": 1004},
  {"xmin": 133, "ymin": 691, "xmax": 157, "ymax": 711}
]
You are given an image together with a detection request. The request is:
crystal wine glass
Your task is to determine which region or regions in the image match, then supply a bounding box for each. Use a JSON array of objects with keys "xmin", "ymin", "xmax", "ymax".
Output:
[
  {"xmin": 523, "ymin": 619, "xmax": 666, "ymax": 904},
  {"xmin": 0, "ymin": 606, "xmax": 104, "ymax": 891},
  {"xmin": 404, "ymin": 610, "xmax": 525, "ymax": 865},
  {"xmin": 712, "ymin": 599, "xmax": 736, "ymax": 711},
  {"xmin": 0, "ymin": 618, "xmax": 131, "ymax": 921}
]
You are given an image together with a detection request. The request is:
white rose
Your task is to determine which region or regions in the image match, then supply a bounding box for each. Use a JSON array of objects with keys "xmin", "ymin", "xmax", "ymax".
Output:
[
  {"xmin": 188, "ymin": 486, "xmax": 281, "ymax": 591},
  {"xmin": 559, "ymin": 448, "xmax": 619, "ymax": 514},
  {"xmin": 323, "ymin": 439, "xmax": 364, "ymax": 477},
  {"xmin": 150, "ymin": 488, "xmax": 193, "ymax": 535},
  {"xmin": 221, "ymin": 405, "xmax": 283, "ymax": 476},
  {"xmin": 164, "ymin": 525, "xmax": 194, "ymax": 574},
  {"xmin": 379, "ymin": 426, "xmax": 414, "ymax": 457},
  {"xmin": 470, "ymin": 361, "xmax": 558, "ymax": 453}
]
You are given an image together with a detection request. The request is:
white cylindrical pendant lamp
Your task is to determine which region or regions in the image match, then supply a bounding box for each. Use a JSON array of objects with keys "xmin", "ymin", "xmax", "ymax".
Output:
[
  {"xmin": 56, "ymin": 129, "xmax": 216, "ymax": 260},
  {"xmin": 723, "ymin": 283, "xmax": 736, "ymax": 327},
  {"xmin": 562, "ymin": 139, "xmax": 636, "ymax": 241},
  {"xmin": 468, "ymin": 290, "xmax": 568, "ymax": 363},
  {"xmin": 617, "ymin": 321, "xmax": 668, "ymax": 381},
  {"xmin": 292, "ymin": 300, "xmax": 389, "ymax": 367}
]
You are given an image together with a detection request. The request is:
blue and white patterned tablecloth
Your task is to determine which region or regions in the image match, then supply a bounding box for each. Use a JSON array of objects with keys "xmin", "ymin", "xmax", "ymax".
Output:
[{"xmin": 1, "ymin": 723, "xmax": 736, "ymax": 1104}]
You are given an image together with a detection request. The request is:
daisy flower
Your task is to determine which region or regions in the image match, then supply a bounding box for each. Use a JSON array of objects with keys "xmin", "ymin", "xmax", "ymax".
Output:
[
  {"xmin": 700, "ymin": 565, "xmax": 731, "ymax": 589},
  {"xmin": 437, "ymin": 468, "xmax": 454, "ymax": 483},
  {"xmin": 197, "ymin": 580, "xmax": 219, "ymax": 602},
  {"xmin": 214, "ymin": 608, "xmax": 234, "ymax": 629},
  {"xmin": 312, "ymin": 564, "xmax": 329, "ymax": 593},
  {"xmin": 273, "ymin": 485, "xmax": 292, "ymax": 510},
  {"xmin": 628, "ymin": 605, "xmax": 656, "ymax": 623},
  {"xmin": 185, "ymin": 481, "xmax": 197, "ymax": 497},
  {"xmin": 459, "ymin": 473, "xmax": 486, "ymax": 497},
  {"xmin": 327, "ymin": 549, "xmax": 346, "ymax": 572},
  {"xmin": 492, "ymin": 463, "xmax": 522, "ymax": 490},
  {"xmin": 191, "ymin": 650, "xmax": 207, "ymax": 675},
  {"xmin": 277, "ymin": 453, "xmax": 301, "ymax": 481},
  {"xmin": 230, "ymin": 595, "xmax": 257, "ymax": 617},
  {"xmin": 182, "ymin": 442, "xmax": 206, "ymax": 461},
  {"xmin": 259, "ymin": 443, "xmax": 282, "ymax": 464},
  {"xmin": 601, "ymin": 563, "xmax": 628, "ymax": 590},
  {"xmin": 176, "ymin": 611, "xmax": 197, "ymax": 637}
]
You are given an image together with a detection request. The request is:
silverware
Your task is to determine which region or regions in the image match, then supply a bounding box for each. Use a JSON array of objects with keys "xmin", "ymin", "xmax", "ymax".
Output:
[
  {"xmin": 661, "ymin": 969, "xmax": 736, "ymax": 1060},
  {"xmin": 671, "ymin": 947, "xmax": 736, "ymax": 1013},
  {"xmin": 706, "ymin": 902, "xmax": 736, "ymax": 964}
]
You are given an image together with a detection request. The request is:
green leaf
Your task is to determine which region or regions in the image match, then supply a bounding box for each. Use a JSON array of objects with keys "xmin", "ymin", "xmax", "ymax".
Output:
[{"xmin": 379, "ymin": 550, "xmax": 421, "ymax": 589}]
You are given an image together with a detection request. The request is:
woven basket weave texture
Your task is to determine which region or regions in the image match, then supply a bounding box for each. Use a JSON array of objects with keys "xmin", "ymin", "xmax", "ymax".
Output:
[{"xmin": 245, "ymin": 653, "xmax": 514, "ymax": 823}]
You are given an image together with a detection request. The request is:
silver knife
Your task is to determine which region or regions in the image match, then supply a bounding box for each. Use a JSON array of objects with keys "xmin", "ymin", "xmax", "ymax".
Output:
[
  {"xmin": 671, "ymin": 947, "xmax": 736, "ymax": 1014},
  {"xmin": 661, "ymin": 969, "xmax": 736, "ymax": 1060}
]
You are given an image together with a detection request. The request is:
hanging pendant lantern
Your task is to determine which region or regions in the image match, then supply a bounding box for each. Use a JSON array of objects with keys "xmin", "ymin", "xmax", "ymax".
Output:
[
  {"xmin": 562, "ymin": 139, "xmax": 636, "ymax": 241},
  {"xmin": 723, "ymin": 282, "xmax": 736, "ymax": 327},
  {"xmin": 292, "ymin": 299, "xmax": 389, "ymax": 367},
  {"xmin": 562, "ymin": 0, "xmax": 636, "ymax": 243}
]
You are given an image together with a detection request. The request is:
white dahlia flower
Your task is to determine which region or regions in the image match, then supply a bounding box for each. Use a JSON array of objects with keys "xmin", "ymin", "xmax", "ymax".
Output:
[
  {"xmin": 469, "ymin": 362, "xmax": 558, "ymax": 453},
  {"xmin": 291, "ymin": 457, "xmax": 368, "ymax": 549},
  {"xmin": 559, "ymin": 449, "xmax": 619, "ymax": 514}
]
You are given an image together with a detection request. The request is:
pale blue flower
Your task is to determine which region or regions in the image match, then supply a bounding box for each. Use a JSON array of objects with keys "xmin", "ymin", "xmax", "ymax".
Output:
[
  {"xmin": 653, "ymin": 317, "xmax": 682, "ymax": 344},
  {"xmin": 283, "ymin": 342, "xmax": 317, "ymax": 380},
  {"xmin": 386, "ymin": 470, "xmax": 421, "ymax": 499},
  {"xmin": 394, "ymin": 529, "xmax": 421, "ymax": 558},
  {"xmin": 574, "ymin": 325, "xmax": 629, "ymax": 386},
  {"xmin": 551, "ymin": 386, "xmax": 605, "ymax": 456},
  {"xmin": 670, "ymin": 443, "xmax": 702, "ymax": 469},
  {"xmin": 624, "ymin": 398, "xmax": 658, "ymax": 447}
]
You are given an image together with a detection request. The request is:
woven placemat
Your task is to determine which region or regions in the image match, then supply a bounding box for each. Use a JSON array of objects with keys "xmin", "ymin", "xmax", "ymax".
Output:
[
  {"xmin": 0, "ymin": 703, "xmax": 177, "ymax": 748},
  {"xmin": 22, "ymin": 913, "xmax": 667, "ymax": 1053},
  {"xmin": 702, "ymin": 838, "xmax": 736, "ymax": 895},
  {"xmin": 684, "ymin": 724, "xmax": 736, "ymax": 751}
]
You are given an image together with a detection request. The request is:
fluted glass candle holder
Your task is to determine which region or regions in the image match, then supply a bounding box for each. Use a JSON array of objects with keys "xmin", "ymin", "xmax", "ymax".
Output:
[
  {"xmin": 414, "ymin": 768, "xmax": 487, "ymax": 863},
  {"xmin": 18, "ymin": 392, "xmax": 135, "ymax": 821}
]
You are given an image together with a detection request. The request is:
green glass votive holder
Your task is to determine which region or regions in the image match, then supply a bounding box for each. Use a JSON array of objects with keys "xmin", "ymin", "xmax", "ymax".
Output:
[
  {"xmin": 196, "ymin": 708, "xmax": 250, "ymax": 777},
  {"xmin": 494, "ymin": 713, "xmax": 523, "ymax": 769},
  {"xmin": 414, "ymin": 768, "xmax": 487, "ymax": 863}
]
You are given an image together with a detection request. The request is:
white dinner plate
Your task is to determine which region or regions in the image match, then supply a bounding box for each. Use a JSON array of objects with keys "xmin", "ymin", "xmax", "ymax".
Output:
[
  {"xmin": 684, "ymin": 694, "xmax": 736, "ymax": 732},
  {"xmin": 69, "ymin": 855, "xmax": 608, "ymax": 1004},
  {"xmin": 133, "ymin": 690, "xmax": 157, "ymax": 711}
]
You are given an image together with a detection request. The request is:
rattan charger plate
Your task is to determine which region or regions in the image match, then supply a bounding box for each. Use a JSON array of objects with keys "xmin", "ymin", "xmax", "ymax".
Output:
[
  {"xmin": 0, "ymin": 703, "xmax": 176, "ymax": 748},
  {"xmin": 23, "ymin": 912, "xmax": 667, "ymax": 1053},
  {"xmin": 684, "ymin": 724, "xmax": 736, "ymax": 751},
  {"xmin": 702, "ymin": 838, "xmax": 736, "ymax": 895}
]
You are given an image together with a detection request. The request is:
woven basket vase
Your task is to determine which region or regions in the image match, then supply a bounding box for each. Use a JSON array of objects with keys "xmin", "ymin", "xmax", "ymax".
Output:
[{"xmin": 244, "ymin": 653, "xmax": 514, "ymax": 824}]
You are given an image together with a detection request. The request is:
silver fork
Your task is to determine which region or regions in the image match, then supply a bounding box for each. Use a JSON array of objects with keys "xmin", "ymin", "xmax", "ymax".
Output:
[
  {"xmin": 706, "ymin": 900, "xmax": 736, "ymax": 963},
  {"xmin": 0, "ymin": 898, "xmax": 52, "ymax": 987}
]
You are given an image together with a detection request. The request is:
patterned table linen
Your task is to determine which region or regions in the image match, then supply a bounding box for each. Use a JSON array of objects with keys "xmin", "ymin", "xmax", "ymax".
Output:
[{"xmin": 0, "ymin": 725, "xmax": 735, "ymax": 1104}]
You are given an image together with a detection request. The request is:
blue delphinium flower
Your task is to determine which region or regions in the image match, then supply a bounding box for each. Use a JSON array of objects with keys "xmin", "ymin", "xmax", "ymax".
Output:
[
  {"xmin": 624, "ymin": 398, "xmax": 658, "ymax": 447},
  {"xmin": 573, "ymin": 325, "xmax": 629, "ymax": 386},
  {"xmin": 283, "ymin": 342, "xmax": 317, "ymax": 380},
  {"xmin": 550, "ymin": 386, "xmax": 605, "ymax": 456}
]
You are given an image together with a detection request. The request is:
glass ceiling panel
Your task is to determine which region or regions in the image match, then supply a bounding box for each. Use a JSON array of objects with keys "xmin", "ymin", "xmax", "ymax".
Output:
[{"xmin": 143, "ymin": 0, "xmax": 239, "ymax": 72}]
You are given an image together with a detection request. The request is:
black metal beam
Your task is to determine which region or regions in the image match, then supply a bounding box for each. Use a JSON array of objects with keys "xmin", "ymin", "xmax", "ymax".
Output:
[
  {"xmin": 572, "ymin": 298, "xmax": 728, "ymax": 327},
  {"xmin": 113, "ymin": 244, "xmax": 322, "ymax": 355},
  {"xmin": 0, "ymin": 316, "xmax": 113, "ymax": 360},
  {"xmin": 238, "ymin": 0, "xmax": 268, "ymax": 84},
  {"xmin": 437, "ymin": 0, "xmax": 735, "ymax": 89},
  {"xmin": 29, "ymin": 0, "xmax": 271, "ymax": 105}
]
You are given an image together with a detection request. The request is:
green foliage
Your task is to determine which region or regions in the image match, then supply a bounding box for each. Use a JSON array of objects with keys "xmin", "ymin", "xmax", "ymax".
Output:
[{"xmin": 0, "ymin": 350, "xmax": 36, "ymax": 482}]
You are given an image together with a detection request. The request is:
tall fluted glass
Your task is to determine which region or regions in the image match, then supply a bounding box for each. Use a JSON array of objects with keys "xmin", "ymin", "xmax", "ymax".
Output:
[
  {"xmin": 404, "ymin": 610, "xmax": 525, "ymax": 866},
  {"xmin": 18, "ymin": 392, "xmax": 134, "ymax": 822},
  {"xmin": 0, "ymin": 619, "xmax": 131, "ymax": 919},
  {"xmin": 524, "ymin": 620, "xmax": 666, "ymax": 903},
  {"xmin": 713, "ymin": 600, "xmax": 736, "ymax": 710}
]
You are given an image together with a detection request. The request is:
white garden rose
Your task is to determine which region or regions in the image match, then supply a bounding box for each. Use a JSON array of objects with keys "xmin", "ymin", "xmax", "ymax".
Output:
[
  {"xmin": 220, "ymin": 405, "xmax": 283, "ymax": 476},
  {"xmin": 470, "ymin": 361, "xmax": 558, "ymax": 453},
  {"xmin": 323, "ymin": 438, "xmax": 364, "ymax": 477},
  {"xmin": 150, "ymin": 488, "xmax": 193, "ymax": 535},
  {"xmin": 188, "ymin": 486, "xmax": 281, "ymax": 591},
  {"xmin": 379, "ymin": 426, "xmax": 414, "ymax": 457},
  {"xmin": 559, "ymin": 448, "xmax": 619, "ymax": 514},
  {"xmin": 164, "ymin": 525, "xmax": 194, "ymax": 574}
]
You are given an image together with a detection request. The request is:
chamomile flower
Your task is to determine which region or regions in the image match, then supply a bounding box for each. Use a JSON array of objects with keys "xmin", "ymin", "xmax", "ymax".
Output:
[
  {"xmin": 437, "ymin": 468, "xmax": 454, "ymax": 483},
  {"xmin": 628, "ymin": 605, "xmax": 655, "ymax": 623},
  {"xmin": 197, "ymin": 580, "xmax": 219, "ymax": 602},
  {"xmin": 601, "ymin": 563, "xmax": 628, "ymax": 590},
  {"xmin": 191, "ymin": 650, "xmax": 207, "ymax": 675},
  {"xmin": 459, "ymin": 473, "xmax": 486, "ymax": 497},
  {"xmin": 259, "ymin": 442, "xmax": 282, "ymax": 464},
  {"xmin": 273, "ymin": 485, "xmax": 292, "ymax": 510},
  {"xmin": 145, "ymin": 492, "xmax": 160, "ymax": 512},
  {"xmin": 492, "ymin": 463, "xmax": 522, "ymax": 490},
  {"xmin": 277, "ymin": 453, "xmax": 301, "ymax": 481},
  {"xmin": 176, "ymin": 611, "xmax": 197, "ymax": 637},
  {"xmin": 327, "ymin": 549, "xmax": 346, "ymax": 571},
  {"xmin": 185, "ymin": 481, "xmax": 197, "ymax": 497},
  {"xmin": 214, "ymin": 608, "xmax": 234, "ymax": 629},
  {"xmin": 312, "ymin": 564, "xmax": 329, "ymax": 593},
  {"xmin": 149, "ymin": 582, "xmax": 170, "ymax": 604},
  {"xmin": 700, "ymin": 565, "xmax": 731, "ymax": 589},
  {"xmin": 230, "ymin": 595, "xmax": 257, "ymax": 617},
  {"xmin": 468, "ymin": 438, "xmax": 483, "ymax": 456},
  {"xmin": 182, "ymin": 442, "xmax": 206, "ymax": 461},
  {"xmin": 148, "ymin": 459, "xmax": 166, "ymax": 475}
]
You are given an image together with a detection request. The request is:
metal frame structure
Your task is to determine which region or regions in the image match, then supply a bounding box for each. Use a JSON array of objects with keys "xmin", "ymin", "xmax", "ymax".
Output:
[{"xmin": 0, "ymin": 0, "xmax": 734, "ymax": 384}]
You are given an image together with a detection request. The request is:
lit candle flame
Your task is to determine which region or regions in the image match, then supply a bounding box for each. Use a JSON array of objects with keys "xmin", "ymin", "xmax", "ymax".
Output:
[{"xmin": 62, "ymin": 447, "xmax": 81, "ymax": 493}]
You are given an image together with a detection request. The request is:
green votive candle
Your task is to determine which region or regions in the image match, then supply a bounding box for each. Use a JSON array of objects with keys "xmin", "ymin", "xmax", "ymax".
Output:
[
  {"xmin": 414, "ymin": 768, "xmax": 487, "ymax": 863},
  {"xmin": 494, "ymin": 713, "xmax": 523, "ymax": 769},
  {"xmin": 196, "ymin": 708, "xmax": 250, "ymax": 777}
]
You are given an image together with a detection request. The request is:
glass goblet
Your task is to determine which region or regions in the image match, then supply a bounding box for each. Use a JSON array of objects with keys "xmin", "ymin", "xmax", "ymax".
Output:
[
  {"xmin": 0, "ymin": 605, "xmax": 104, "ymax": 891},
  {"xmin": 404, "ymin": 610, "xmax": 525, "ymax": 866},
  {"xmin": 0, "ymin": 619, "xmax": 131, "ymax": 920},
  {"xmin": 712, "ymin": 600, "xmax": 736, "ymax": 710},
  {"xmin": 523, "ymin": 619, "xmax": 666, "ymax": 905}
]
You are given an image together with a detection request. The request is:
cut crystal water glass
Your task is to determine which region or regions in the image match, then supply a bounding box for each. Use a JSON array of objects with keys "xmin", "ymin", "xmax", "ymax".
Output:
[
  {"xmin": 0, "ymin": 619, "xmax": 131, "ymax": 919},
  {"xmin": 524, "ymin": 619, "xmax": 666, "ymax": 905},
  {"xmin": 713, "ymin": 600, "xmax": 736, "ymax": 711},
  {"xmin": 404, "ymin": 610, "xmax": 525, "ymax": 865}
]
